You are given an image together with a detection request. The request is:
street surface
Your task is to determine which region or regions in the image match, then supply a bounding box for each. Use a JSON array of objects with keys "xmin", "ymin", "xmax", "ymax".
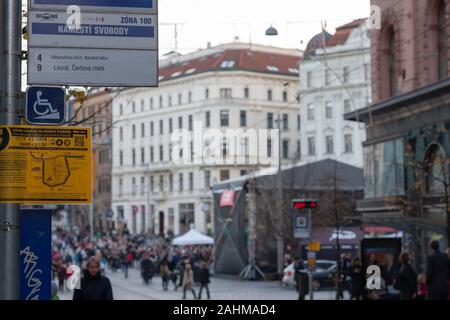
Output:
[{"xmin": 59, "ymin": 267, "xmax": 348, "ymax": 300}]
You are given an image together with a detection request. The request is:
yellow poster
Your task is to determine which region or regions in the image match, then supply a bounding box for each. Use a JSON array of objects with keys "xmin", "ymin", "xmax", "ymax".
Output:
[{"xmin": 0, "ymin": 125, "xmax": 92, "ymax": 204}]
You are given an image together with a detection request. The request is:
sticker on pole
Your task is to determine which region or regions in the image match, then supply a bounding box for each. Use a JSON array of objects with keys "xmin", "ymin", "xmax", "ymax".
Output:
[
  {"xmin": 26, "ymin": 86, "xmax": 66, "ymax": 125},
  {"xmin": 0, "ymin": 125, "xmax": 92, "ymax": 204}
]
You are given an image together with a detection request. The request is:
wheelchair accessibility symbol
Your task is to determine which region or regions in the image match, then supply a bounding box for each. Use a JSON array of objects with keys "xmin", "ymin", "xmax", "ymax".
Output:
[{"xmin": 26, "ymin": 86, "xmax": 66, "ymax": 125}]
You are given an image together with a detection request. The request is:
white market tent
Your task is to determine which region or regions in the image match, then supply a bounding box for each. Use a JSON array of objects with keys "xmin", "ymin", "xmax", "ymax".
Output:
[{"xmin": 172, "ymin": 229, "xmax": 214, "ymax": 246}]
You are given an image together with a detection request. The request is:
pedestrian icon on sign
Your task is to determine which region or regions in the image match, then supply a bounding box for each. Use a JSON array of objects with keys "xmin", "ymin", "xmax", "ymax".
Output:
[{"xmin": 26, "ymin": 86, "xmax": 66, "ymax": 125}]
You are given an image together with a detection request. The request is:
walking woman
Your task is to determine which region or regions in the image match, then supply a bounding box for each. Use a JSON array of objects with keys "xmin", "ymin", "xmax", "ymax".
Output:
[
  {"xmin": 182, "ymin": 264, "xmax": 197, "ymax": 299},
  {"xmin": 394, "ymin": 252, "xmax": 417, "ymax": 300},
  {"xmin": 349, "ymin": 258, "xmax": 365, "ymax": 300},
  {"xmin": 73, "ymin": 257, "xmax": 114, "ymax": 300}
]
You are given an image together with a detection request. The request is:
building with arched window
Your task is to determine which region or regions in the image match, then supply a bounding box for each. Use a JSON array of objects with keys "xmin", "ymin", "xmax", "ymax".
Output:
[{"xmin": 346, "ymin": 0, "xmax": 450, "ymax": 269}]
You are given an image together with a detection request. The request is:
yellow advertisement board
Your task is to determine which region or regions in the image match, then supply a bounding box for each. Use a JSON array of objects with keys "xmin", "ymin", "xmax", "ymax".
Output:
[{"xmin": 0, "ymin": 125, "xmax": 92, "ymax": 204}]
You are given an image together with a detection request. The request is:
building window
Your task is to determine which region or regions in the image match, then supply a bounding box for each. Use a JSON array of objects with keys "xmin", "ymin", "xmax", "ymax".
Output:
[
  {"xmin": 132, "ymin": 149, "xmax": 136, "ymax": 166},
  {"xmin": 141, "ymin": 123, "xmax": 145, "ymax": 137},
  {"xmin": 150, "ymin": 97, "xmax": 154, "ymax": 110},
  {"xmin": 297, "ymin": 114, "xmax": 301, "ymax": 131},
  {"xmin": 205, "ymin": 88, "xmax": 209, "ymax": 99},
  {"xmin": 437, "ymin": 0, "xmax": 448, "ymax": 80},
  {"xmin": 307, "ymin": 71, "xmax": 313, "ymax": 88},
  {"xmin": 205, "ymin": 170, "xmax": 211, "ymax": 188},
  {"xmin": 119, "ymin": 127, "xmax": 123, "ymax": 141},
  {"xmin": 179, "ymin": 203, "xmax": 195, "ymax": 235},
  {"xmin": 159, "ymin": 175, "xmax": 164, "ymax": 192},
  {"xmin": 169, "ymin": 144, "xmax": 172, "ymax": 161},
  {"xmin": 150, "ymin": 147, "xmax": 154, "ymax": 163},
  {"xmin": 283, "ymin": 114, "xmax": 288, "ymax": 130},
  {"xmin": 205, "ymin": 111, "xmax": 210, "ymax": 128},
  {"xmin": 150, "ymin": 176, "xmax": 154, "ymax": 192},
  {"xmin": 178, "ymin": 93, "xmax": 182, "ymax": 105},
  {"xmin": 240, "ymin": 110, "xmax": 247, "ymax": 127},
  {"xmin": 159, "ymin": 95, "xmax": 163, "ymax": 108},
  {"xmin": 240, "ymin": 170, "xmax": 248, "ymax": 176},
  {"xmin": 267, "ymin": 89, "xmax": 273, "ymax": 101},
  {"xmin": 189, "ymin": 172, "xmax": 194, "ymax": 191},
  {"xmin": 169, "ymin": 174, "xmax": 173, "ymax": 192},
  {"xmin": 141, "ymin": 147, "xmax": 145, "ymax": 164},
  {"xmin": 296, "ymin": 140, "xmax": 301, "ymax": 160},
  {"xmin": 344, "ymin": 100, "xmax": 352, "ymax": 114},
  {"xmin": 141, "ymin": 100, "xmax": 145, "ymax": 112},
  {"xmin": 307, "ymin": 104, "xmax": 315, "ymax": 120},
  {"xmin": 159, "ymin": 145, "xmax": 164, "ymax": 162},
  {"xmin": 220, "ymin": 110, "xmax": 229, "ymax": 127},
  {"xmin": 382, "ymin": 25, "xmax": 397, "ymax": 98},
  {"xmin": 325, "ymin": 68, "xmax": 331, "ymax": 85},
  {"xmin": 343, "ymin": 66, "xmax": 350, "ymax": 84},
  {"xmin": 308, "ymin": 137, "xmax": 316, "ymax": 156},
  {"xmin": 141, "ymin": 176, "xmax": 145, "ymax": 196},
  {"xmin": 132, "ymin": 177, "xmax": 137, "ymax": 196},
  {"xmin": 267, "ymin": 138, "xmax": 272, "ymax": 157},
  {"xmin": 118, "ymin": 178, "xmax": 123, "ymax": 197},
  {"xmin": 364, "ymin": 63, "xmax": 370, "ymax": 81},
  {"xmin": 325, "ymin": 135, "xmax": 334, "ymax": 154},
  {"xmin": 344, "ymin": 134, "xmax": 353, "ymax": 153},
  {"xmin": 169, "ymin": 118, "xmax": 173, "ymax": 134},
  {"xmin": 168, "ymin": 95, "xmax": 172, "ymax": 107},
  {"xmin": 244, "ymin": 87, "xmax": 249, "ymax": 98},
  {"xmin": 190, "ymin": 141, "xmax": 194, "ymax": 162},
  {"xmin": 282, "ymin": 140, "xmax": 289, "ymax": 159},
  {"xmin": 220, "ymin": 170, "xmax": 230, "ymax": 181},
  {"xmin": 267, "ymin": 113, "xmax": 274, "ymax": 129},
  {"xmin": 283, "ymin": 91, "xmax": 288, "ymax": 102},
  {"xmin": 132, "ymin": 102, "xmax": 136, "ymax": 113},
  {"xmin": 159, "ymin": 120, "xmax": 164, "ymax": 135},
  {"xmin": 132, "ymin": 124, "xmax": 136, "ymax": 139},
  {"xmin": 220, "ymin": 88, "xmax": 232, "ymax": 99},
  {"xmin": 178, "ymin": 116, "xmax": 183, "ymax": 129},
  {"xmin": 222, "ymin": 138, "xmax": 228, "ymax": 158},
  {"xmin": 188, "ymin": 115, "xmax": 193, "ymax": 131},
  {"xmin": 188, "ymin": 91, "xmax": 192, "ymax": 103},
  {"xmin": 150, "ymin": 121, "xmax": 154, "ymax": 136},
  {"xmin": 179, "ymin": 173, "xmax": 184, "ymax": 192},
  {"xmin": 119, "ymin": 150, "xmax": 123, "ymax": 166},
  {"xmin": 325, "ymin": 101, "xmax": 333, "ymax": 119},
  {"xmin": 119, "ymin": 104, "xmax": 123, "ymax": 115}
]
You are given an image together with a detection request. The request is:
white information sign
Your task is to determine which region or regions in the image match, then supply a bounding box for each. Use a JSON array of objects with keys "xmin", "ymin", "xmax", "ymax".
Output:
[
  {"xmin": 29, "ymin": 11, "xmax": 158, "ymax": 50},
  {"xmin": 28, "ymin": 48, "xmax": 158, "ymax": 87}
]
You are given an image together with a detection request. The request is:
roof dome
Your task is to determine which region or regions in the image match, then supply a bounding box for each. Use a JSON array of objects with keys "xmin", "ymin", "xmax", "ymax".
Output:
[{"xmin": 303, "ymin": 31, "xmax": 332, "ymax": 59}]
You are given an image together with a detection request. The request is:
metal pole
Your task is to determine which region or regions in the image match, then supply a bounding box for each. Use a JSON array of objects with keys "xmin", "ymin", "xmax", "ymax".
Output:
[
  {"xmin": 308, "ymin": 209, "xmax": 314, "ymax": 300},
  {"xmin": 275, "ymin": 114, "xmax": 284, "ymax": 276},
  {"xmin": 0, "ymin": 0, "xmax": 22, "ymax": 300}
]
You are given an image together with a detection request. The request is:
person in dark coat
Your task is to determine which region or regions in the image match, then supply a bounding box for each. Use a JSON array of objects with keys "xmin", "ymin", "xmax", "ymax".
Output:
[
  {"xmin": 349, "ymin": 258, "xmax": 365, "ymax": 300},
  {"xmin": 293, "ymin": 257, "xmax": 308, "ymax": 300},
  {"xmin": 197, "ymin": 261, "xmax": 211, "ymax": 300},
  {"xmin": 73, "ymin": 257, "xmax": 114, "ymax": 301},
  {"xmin": 426, "ymin": 241, "xmax": 449, "ymax": 300},
  {"xmin": 394, "ymin": 252, "xmax": 417, "ymax": 300},
  {"xmin": 140, "ymin": 252, "xmax": 153, "ymax": 285}
]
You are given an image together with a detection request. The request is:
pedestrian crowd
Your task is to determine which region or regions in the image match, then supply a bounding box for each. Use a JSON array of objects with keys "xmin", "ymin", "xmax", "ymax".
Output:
[
  {"xmin": 51, "ymin": 228, "xmax": 214, "ymax": 300},
  {"xmin": 292, "ymin": 240, "xmax": 449, "ymax": 300}
]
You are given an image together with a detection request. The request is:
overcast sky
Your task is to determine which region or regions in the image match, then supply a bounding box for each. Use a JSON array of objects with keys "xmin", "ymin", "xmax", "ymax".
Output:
[{"xmin": 158, "ymin": 0, "xmax": 371, "ymax": 55}]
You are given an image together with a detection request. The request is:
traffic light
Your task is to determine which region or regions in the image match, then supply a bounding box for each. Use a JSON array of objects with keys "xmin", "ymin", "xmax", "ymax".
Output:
[{"xmin": 292, "ymin": 199, "xmax": 318, "ymax": 209}]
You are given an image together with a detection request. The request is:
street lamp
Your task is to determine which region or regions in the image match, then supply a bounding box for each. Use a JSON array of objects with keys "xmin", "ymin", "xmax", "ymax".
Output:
[{"xmin": 265, "ymin": 25, "xmax": 278, "ymax": 36}]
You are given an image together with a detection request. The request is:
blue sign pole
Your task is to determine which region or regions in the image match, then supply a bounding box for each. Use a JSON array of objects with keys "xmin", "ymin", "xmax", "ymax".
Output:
[{"xmin": 20, "ymin": 209, "xmax": 52, "ymax": 300}]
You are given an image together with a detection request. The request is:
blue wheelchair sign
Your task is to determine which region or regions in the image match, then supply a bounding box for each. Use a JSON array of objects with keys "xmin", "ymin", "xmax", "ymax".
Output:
[{"xmin": 26, "ymin": 86, "xmax": 66, "ymax": 125}]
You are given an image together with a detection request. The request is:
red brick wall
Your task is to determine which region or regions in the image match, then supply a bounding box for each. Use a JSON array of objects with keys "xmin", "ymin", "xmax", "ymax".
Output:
[{"xmin": 371, "ymin": 0, "xmax": 450, "ymax": 103}]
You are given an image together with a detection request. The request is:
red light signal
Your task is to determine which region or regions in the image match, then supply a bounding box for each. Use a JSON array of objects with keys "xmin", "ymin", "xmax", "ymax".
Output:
[{"xmin": 292, "ymin": 199, "xmax": 318, "ymax": 209}]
